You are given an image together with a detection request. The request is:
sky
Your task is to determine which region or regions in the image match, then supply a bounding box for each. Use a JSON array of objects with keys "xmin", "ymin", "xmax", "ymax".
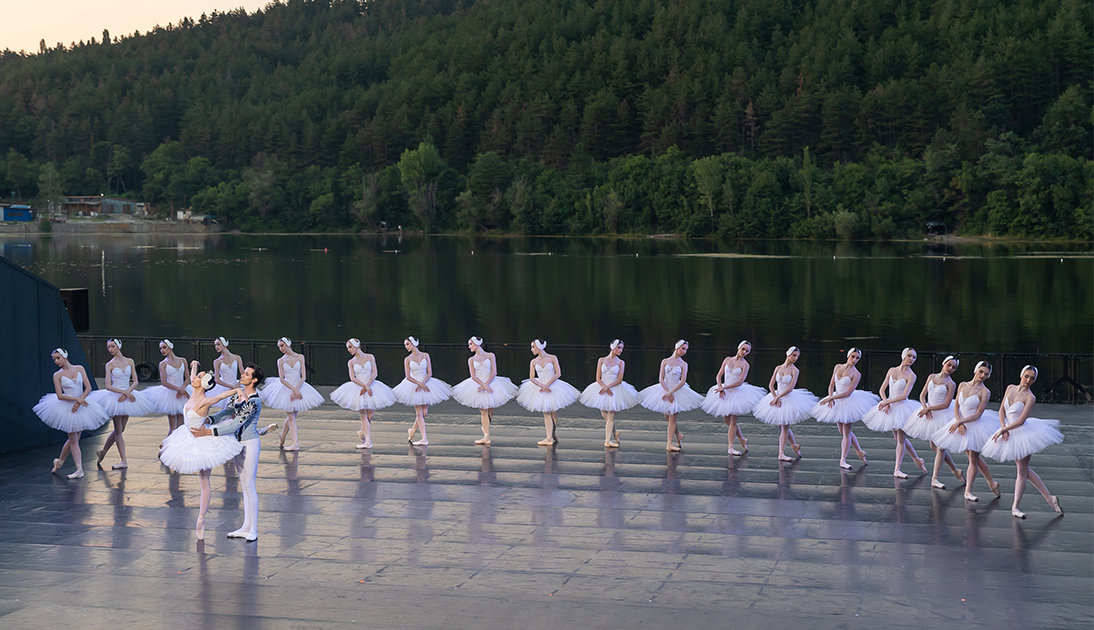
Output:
[{"xmin": 3, "ymin": 1, "xmax": 272, "ymax": 54}]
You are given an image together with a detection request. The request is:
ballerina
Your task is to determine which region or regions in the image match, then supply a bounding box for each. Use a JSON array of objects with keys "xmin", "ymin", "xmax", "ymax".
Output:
[
  {"xmin": 861, "ymin": 347, "xmax": 928, "ymax": 478},
  {"xmin": 579, "ymin": 340, "xmax": 640, "ymax": 448},
  {"xmin": 811, "ymin": 347, "xmax": 877, "ymax": 468},
  {"xmin": 143, "ymin": 339, "xmax": 190, "ymax": 434},
  {"xmin": 158, "ymin": 362, "xmax": 245, "ymax": 540},
  {"xmin": 452, "ymin": 336, "xmax": 519, "ymax": 445},
  {"xmin": 208, "ymin": 337, "xmax": 243, "ymax": 399},
  {"xmin": 981, "ymin": 366, "xmax": 1065, "ymax": 518},
  {"xmin": 701, "ymin": 340, "xmax": 765, "ymax": 456},
  {"xmin": 753, "ymin": 346, "xmax": 818, "ymax": 461},
  {"xmin": 904, "ymin": 356, "xmax": 966, "ymax": 489},
  {"xmin": 329, "ymin": 338, "xmax": 397, "ymax": 449},
  {"xmin": 260, "ymin": 337, "xmax": 325, "ymax": 451},
  {"xmin": 933, "ymin": 361, "xmax": 1001, "ymax": 502},
  {"xmin": 392, "ymin": 336, "xmax": 452, "ymax": 446},
  {"xmin": 33, "ymin": 348, "xmax": 109, "ymax": 479},
  {"xmin": 516, "ymin": 339, "xmax": 581, "ymax": 446},
  {"xmin": 89, "ymin": 338, "xmax": 155, "ymax": 470},
  {"xmin": 639, "ymin": 340, "xmax": 705, "ymax": 452}
]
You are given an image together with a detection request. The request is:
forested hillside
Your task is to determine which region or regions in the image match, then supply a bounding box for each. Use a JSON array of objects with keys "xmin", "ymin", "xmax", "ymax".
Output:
[{"xmin": 1, "ymin": 0, "xmax": 1090, "ymax": 238}]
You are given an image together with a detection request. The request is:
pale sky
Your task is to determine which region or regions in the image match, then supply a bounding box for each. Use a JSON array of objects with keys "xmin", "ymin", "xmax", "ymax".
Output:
[{"xmin": 3, "ymin": 1, "xmax": 272, "ymax": 54}]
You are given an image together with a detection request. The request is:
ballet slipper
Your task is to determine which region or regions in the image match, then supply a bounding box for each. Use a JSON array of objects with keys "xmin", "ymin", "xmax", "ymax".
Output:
[
  {"xmin": 112, "ymin": 461, "xmax": 128, "ymax": 470},
  {"xmin": 412, "ymin": 439, "xmax": 428, "ymax": 446},
  {"xmin": 893, "ymin": 469, "xmax": 908, "ymax": 479},
  {"xmin": 913, "ymin": 456, "xmax": 928, "ymax": 475},
  {"xmin": 244, "ymin": 531, "xmax": 258, "ymax": 542},
  {"xmin": 989, "ymin": 480, "xmax": 1001, "ymax": 497},
  {"xmin": 839, "ymin": 461, "xmax": 852, "ymax": 470},
  {"xmin": 474, "ymin": 437, "xmax": 491, "ymax": 445},
  {"xmin": 855, "ymin": 448, "xmax": 868, "ymax": 463},
  {"xmin": 1049, "ymin": 496, "xmax": 1063, "ymax": 515},
  {"xmin": 604, "ymin": 441, "xmax": 619, "ymax": 448},
  {"xmin": 931, "ymin": 478, "xmax": 946, "ymax": 489},
  {"xmin": 407, "ymin": 427, "xmax": 415, "ymax": 443},
  {"xmin": 355, "ymin": 442, "xmax": 372, "ymax": 449},
  {"xmin": 537, "ymin": 438, "xmax": 555, "ymax": 446},
  {"xmin": 51, "ymin": 458, "xmax": 63, "ymax": 474},
  {"xmin": 196, "ymin": 517, "xmax": 205, "ymax": 541},
  {"xmin": 67, "ymin": 470, "xmax": 84, "ymax": 479},
  {"xmin": 675, "ymin": 432, "xmax": 684, "ymax": 448},
  {"xmin": 227, "ymin": 529, "xmax": 247, "ymax": 538},
  {"xmin": 778, "ymin": 454, "xmax": 794, "ymax": 462},
  {"xmin": 258, "ymin": 423, "xmax": 278, "ymax": 436},
  {"xmin": 791, "ymin": 443, "xmax": 802, "ymax": 458},
  {"xmin": 666, "ymin": 444, "xmax": 681, "ymax": 452},
  {"xmin": 283, "ymin": 444, "xmax": 299, "ymax": 452},
  {"xmin": 955, "ymin": 470, "xmax": 966, "ymax": 485},
  {"xmin": 96, "ymin": 449, "xmax": 106, "ymax": 465},
  {"xmin": 729, "ymin": 448, "xmax": 742, "ymax": 456},
  {"xmin": 740, "ymin": 437, "xmax": 748, "ymax": 452},
  {"xmin": 357, "ymin": 430, "xmax": 365, "ymax": 442},
  {"xmin": 964, "ymin": 492, "xmax": 979, "ymax": 502},
  {"xmin": 1011, "ymin": 507, "xmax": 1026, "ymax": 519},
  {"xmin": 279, "ymin": 431, "xmax": 287, "ymax": 448}
]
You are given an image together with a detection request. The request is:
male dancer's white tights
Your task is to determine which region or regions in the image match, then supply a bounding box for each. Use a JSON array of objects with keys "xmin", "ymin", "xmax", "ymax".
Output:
[{"xmin": 236, "ymin": 438, "xmax": 261, "ymax": 536}]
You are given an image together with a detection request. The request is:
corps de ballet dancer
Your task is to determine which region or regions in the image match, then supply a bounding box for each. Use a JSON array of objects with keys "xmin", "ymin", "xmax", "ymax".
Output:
[
  {"xmin": 579, "ymin": 339, "xmax": 640, "ymax": 448},
  {"xmin": 516, "ymin": 339, "xmax": 581, "ymax": 446},
  {"xmin": 702, "ymin": 340, "xmax": 765, "ymax": 456},
  {"xmin": 393, "ymin": 336, "xmax": 452, "ymax": 446},
  {"xmin": 933, "ymin": 361, "xmax": 1001, "ymax": 502},
  {"xmin": 143, "ymin": 339, "xmax": 191, "ymax": 434},
  {"xmin": 981, "ymin": 366, "xmax": 1065, "ymax": 518},
  {"xmin": 158, "ymin": 362, "xmax": 245, "ymax": 539},
  {"xmin": 861, "ymin": 347, "xmax": 928, "ymax": 478},
  {"xmin": 329, "ymin": 338, "xmax": 396, "ymax": 449},
  {"xmin": 34, "ymin": 348, "xmax": 109, "ymax": 479},
  {"xmin": 811, "ymin": 347, "xmax": 877, "ymax": 468},
  {"xmin": 89, "ymin": 338, "xmax": 155, "ymax": 470},
  {"xmin": 260, "ymin": 337, "xmax": 324, "ymax": 451},
  {"xmin": 209, "ymin": 337, "xmax": 243, "ymax": 399},
  {"xmin": 752, "ymin": 346, "xmax": 818, "ymax": 461},
  {"xmin": 452, "ymin": 336, "xmax": 519, "ymax": 445},
  {"xmin": 904, "ymin": 356, "xmax": 966, "ymax": 489},
  {"xmin": 639, "ymin": 340, "xmax": 705, "ymax": 452}
]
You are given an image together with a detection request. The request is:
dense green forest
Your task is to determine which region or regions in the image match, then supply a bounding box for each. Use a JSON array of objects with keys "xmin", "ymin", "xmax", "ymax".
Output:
[{"xmin": 0, "ymin": 0, "xmax": 1090, "ymax": 238}]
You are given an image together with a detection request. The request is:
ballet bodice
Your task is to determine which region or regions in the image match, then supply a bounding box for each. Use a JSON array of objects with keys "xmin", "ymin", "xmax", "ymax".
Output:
[
  {"xmin": 834, "ymin": 375, "xmax": 853, "ymax": 395},
  {"xmin": 1004, "ymin": 398, "xmax": 1026, "ymax": 422},
  {"xmin": 472, "ymin": 358, "xmax": 493, "ymax": 381},
  {"xmin": 183, "ymin": 408, "xmax": 206, "ymax": 430},
  {"xmin": 218, "ymin": 360, "xmax": 238, "ymax": 384},
  {"xmin": 775, "ymin": 372, "xmax": 793, "ymax": 394},
  {"xmin": 663, "ymin": 364, "xmax": 684, "ymax": 386},
  {"xmin": 282, "ymin": 361, "xmax": 303, "ymax": 386},
  {"xmin": 164, "ymin": 362, "xmax": 185, "ymax": 387},
  {"xmin": 59, "ymin": 372, "xmax": 84, "ymax": 397},
  {"xmin": 534, "ymin": 362, "xmax": 556, "ymax": 380},
  {"xmin": 108, "ymin": 365, "xmax": 132, "ymax": 389},
  {"xmin": 353, "ymin": 361, "xmax": 374, "ymax": 380},
  {"xmin": 601, "ymin": 363, "xmax": 621, "ymax": 383},
  {"xmin": 888, "ymin": 376, "xmax": 909, "ymax": 398},
  {"xmin": 957, "ymin": 391, "xmax": 983, "ymax": 418},
  {"xmin": 408, "ymin": 358, "xmax": 429, "ymax": 381},
  {"xmin": 926, "ymin": 380, "xmax": 949, "ymax": 406}
]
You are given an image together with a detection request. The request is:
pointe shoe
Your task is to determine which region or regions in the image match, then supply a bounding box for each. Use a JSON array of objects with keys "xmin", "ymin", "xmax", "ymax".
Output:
[
  {"xmin": 964, "ymin": 492, "xmax": 979, "ymax": 502},
  {"xmin": 729, "ymin": 448, "xmax": 742, "ymax": 456},
  {"xmin": 1011, "ymin": 507, "xmax": 1026, "ymax": 519},
  {"xmin": 675, "ymin": 432, "xmax": 684, "ymax": 448},
  {"xmin": 474, "ymin": 437, "xmax": 491, "ymax": 445},
  {"xmin": 893, "ymin": 469, "xmax": 908, "ymax": 479},
  {"xmin": 112, "ymin": 461, "xmax": 128, "ymax": 470},
  {"xmin": 283, "ymin": 444, "xmax": 299, "ymax": 452},
  {"xmin": 856, "ymin": 449, "xmax": 868, "ymax": 464},
  {"xmin": 96, "ymin": 449, "xmax": 106, "ymax": 466},
  {"xmin": 604, "ymin": 440, "xmax": 619, "ymax": 448},
  {"xmin": 955, "ymin": 470, "xmax": 967, "ymax": 486},
  {"xmin": 778, "ymin": 454, "xmax": 794, "ymax": 462},
  {"xmin": 839, "ymin": 461, "xmax": 852, "ymax": 470},
  {"xmin": 913, "ymin": 457, "xmax": 928, "ymax": 475},
  {"xmin": 244, "ymin": 531, "xmax": 258, "ymax": 542},
  {"xmin": 279, "ymin": 432, "xmax": 287, "ymax": 448},
  {"xmin": 412, "ymin": 439, "xmax": 428, "ymax": 446},
  {"xmin": 740, "ymin": 438, "xmax": 748, "ymax": 453},
  {"xmin": 51, "ymin": 458, "xmax": 63, "ymax": 474},
  {"xmin": 227, "ymin": 529, "xmax": 247, "ymax": 538},
  {"xmin": 989, "ymin": 480, "xmax": 1001, "ymax": 497},
  {"xmin": 791, "ymin": 444, "xmax": 802, "ymax": 458},
  {"xmin": 357, "ymin": 430, "xmax": 365, "ymax": 442},
  {"xmin": 613, "ymin": 431, "xmax": 623, "ymax": 442},
  {"xmin": 537, "ymin": 438, "xmax": 555, "ymax": 446},
  {"xmin": 196, "ymin": 518, "xmax": 205, "ymax": 541},
  {"xmin": 1049, "ymin": 496, "xmax": 1063, "ymax": 515},
  {"xmin": 407, "ymin": 427, "xmax": 415, "ymax": 443},
  {"xmin": 67, "ymin": 469, "xmax": 84, "ymax": 479},
  {"xmin": 931, "ymin": 479, "xmax": 946, "ymax": 489},
  {"xmin": 666, "ymin": 444, "xmax": 681, "ymax": 452},
  {"xmin": 355, "ymin": 441, "xmax": 373, "ymax": 449},
  {"xmin": 257, "ymin": 423, "xmax": 278, "ymax": 436}
]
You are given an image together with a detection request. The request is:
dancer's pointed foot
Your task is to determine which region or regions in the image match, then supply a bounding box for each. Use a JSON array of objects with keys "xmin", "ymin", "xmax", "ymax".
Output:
[
  {"xmin": 675, "ymin": 432, "xmax": 684, "ymax": 448},
  {"xmin": 412, "ymin": 439, "xmax": 428, "ymax": 446},
  {"xmin": 407, "ymin": 427, "xmax": 415, "ymax": 443},
  {"xmin": 989, "ymin": 479, "xmax": 1001, "ymax": 497},
  {"xmin": 856, "ymin": 448, "xmax": 868, "ymax": 464},
  {"xmin": 964, "ymin": 492, "xmax": 979, "ymax": 502},
  {"xmin": 355, "ymin": 441, "xmax": 373, "ymax": 449},
  {"xmin": 51, "ymin": 458, "xmax": 63, "ymax": 474},
  {"xmin": 257, "ymin": 423, "xmax": 277, "ymax": 436},
  {"xmin": 729, "ymin": 448, "xmax": 742, "ymax": 456},
  {"xmin": 791, "ymin": 443, "xmax": 802, "ymax": 458},
  {"xmin": 893, "ymin": 469, "xmax": 908, "ymax": 479},
  {"xmin": 1011, "ymin": 507, "xmax": 1026, "ymax": 519},
  {"xmin": 537, "ymin": 438, "xmax": 555, "ymax": 446},
  {"xmin": 778, "ymin": 454, "xmax": 794, "ymax": 462},
  {"xmin": 666, "ymin": 444, "xmax": 681, "ymax": 452},
  {"xmin": 67, "ymin": 469, "xmax": 84, "ymax": 479},
  {"xmin": 474, "ymin": 436, "xmax": 491, "ymax": 445},
  {"xmin": 614, "ymin": 430, "xmax": 623, "ymax": 442},
  {"xmin": 357, "ymin": 430, "xmax": 365, "ymax": 442},
  {"xmin": 1049, "ymin": 495, "xmax": 1063, "ymax": 515},
  {"xmin": 283, "ymin": 443, "xmax": 299, "ymax": 452},
  {"xmin": 740, "ymin": 437, "xmax": 748, "ymax": 453},
  {"xmin": 839, "ymin": 461, "xmax": 852, "ymax": 469},
  {"xmin": 112, "ymin": 461, "xmax": 128, "ymax": 470},
  {"xmin": 955, "ymin": 470, "xmax": 966, "ymax": 486},
  {"xmin": 96, "ymin": 449, "xmax": 106, "ymax": 465},
  {"xmin": 913, "ymin": 456, "xmax": 928, "ymax": 475},
  {"xmin": 279, "ymin": 431, "xmax": 286, "ymax": 448},
  {"xmin": 931, "ymin": 478, "xmax": 946, "ymax": 489},
  {"xmin": 196, "ymin": 517, "xmax": 205, "ymax": 541}
]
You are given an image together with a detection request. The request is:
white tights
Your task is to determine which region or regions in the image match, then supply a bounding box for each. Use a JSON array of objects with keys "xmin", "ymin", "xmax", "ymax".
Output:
[{"xmin": 238, "ymin": 438, "xmax": 261, "ymax": 535}]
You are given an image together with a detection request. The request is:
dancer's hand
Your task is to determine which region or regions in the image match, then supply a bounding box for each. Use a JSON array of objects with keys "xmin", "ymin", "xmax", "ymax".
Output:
[
  {"xmin": 71, "ymin": 401, "xmax": 81, "ymax": 413},
  {"xmin": 77, "ymin": 397, "xmax": 89, "ymax": 407},
  {"xmin": 117, "ymin": 393, "xmax": 128, "ymax": 403},
  {"xmin": 126, "ymin": 392, "xmax": 136, "ymax": 402},
  {"xmin": 291, "ymin": 390, "xmax": 302, "ymax": 401},
  {"xmin": 176, "ymin": 390, "xmax": 187, "ymax": 399},
  {"xmin": 364, "ymin": 386, "xmax": 373, "ymax": 397},
  {"xmin": 190, "ymin": 426, "xmax": 213, "ymax": 438},
  {"xmin": 947, "ymin": 422, "xmax": 966, "ymax": 435},
  {"xmin": 718, "ymin": 389, "xmax": 727, "ymax": 399},
  {"xmin": 229, "ymin": 388, "xmax": 242, "ymax": 398},
  {"xmin": 825, "ymin": 398, "xmax": 836, "ymax": 408},
  {"xmin": 918, "ymin": 408, "xmax": 932, "ymax": 419},
  {"xmin": 539, "ymin": 386, "xmax": 550, "ymax": 394}
]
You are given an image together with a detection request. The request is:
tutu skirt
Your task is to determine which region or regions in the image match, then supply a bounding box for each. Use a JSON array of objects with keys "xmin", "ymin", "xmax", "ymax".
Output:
[
  {"xmin": 579, "ymin": 381, "xmax": 640, "ymax": 412},
  {"xmin": 932, "ymin": 412, "xmax": 998, "ymax": 453},
  {"xmin": 980, "ymin": 417, "xmax": 1064, "ymax": 462},
  {"xmin": 902, "ymin": 401, "xmax": 956, "ymax": 441},
  {"xmin": 33, "ymin": 395, "xmax": 109, "ymax": 433},
  {"xmin": 260, "ymin": 380, "xmax": 324, "ymax": 412},
  {"xmin": 330, "ymin": 380, "xmax": 398, "ymax": 411},
  {"xmin": 393, "ymin": 377, "xmax": 453, "ymax": 407},
  {"xmin": 144, "ymin": 385, "xmax": 193, "ymax": 416},
  {"xmin": 861, "ymin": 399, "xmax": 918, "ymax": 432},
  {"xmin": 638, "ymin": 383, "xmax": 705, "ymax": 415},
  {"xmin": 516, "ymin": 379, "xmax": 581, "ymax": 412},
  {"xmin": 811, "ymin": 390, "xmax": 881, "ymax": 424},
  {"xmin": 451, "ymin": 376, "xmax": 518, "ymax": 409},
  {"xmin": 753, "ymin": 389, "xmax": 819, "ymax": 425},
  {"xmin": 159, "ymin": 425, "xmax": 244, "ymax": 474},
  {"xmin": 701, "ymin": 383, "xmax": 767, "ymax": 417},
  {"xmin": 87, "ymin": 389, "xmax": 157, "ymax": 418}
]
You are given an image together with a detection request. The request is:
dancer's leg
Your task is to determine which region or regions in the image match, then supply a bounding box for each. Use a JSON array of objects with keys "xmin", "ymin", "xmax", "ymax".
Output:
[
  {"xmin": 413, "ymin": 406, "xmax": 429, "ymax": 445},
  {"xmin": 666, "ymin": 414, "xmax": 680, "ymax": 452},
  {"xmin": 284, "ymin": 412, "xmax": 299, "ymax": 450},
  {"xmin": 1012, "ymin": 457, "xmax": 1029, "ymax": 517},
  {"xmin": 838, "ymin": 423, "xmax": 853, "ymax": 468},
  {"xmin": 100, "ymin": 418, "xmax": 118, "ymax": 463},
  {"xmin": 893, "ymin": 430, "xmax": 907, "ymax": 477},
  {"xmin": 931, "ymin": 444, "xmax": 946, "ymax": 488},
  {"xmin": 965, "ymin": 450, "xmax": 980, "ymax": 501},
  {"xmin": 904, "ymin": 434, "xmax": 926, "ymax": 473},
  {"xmin": 237, "ymin": 438, "xmax": 261, "ymax": 537},
  {"xmin": 197, "ymin": 469, "xmax": 211, "ymax": 539},
  {"xmin": 778, "ymin": 426, "xmax": 792, "ymax": 461},
  {"xmin": 726, "ymin": 415, "xmax": 742, "ymax": 455},
  {"xmin": 539, "ymin": 412, "xmax": 555, "ymax": 446},
  {"xmin": 603, "ymin": 411, "xmax": 618, "ymax": 447},
  {"xmin": 476, "ymin": 409, "xmax": 491, "ymax": 444},
  {"xmin": 787, "ymin": 428, "xmax": 801, "ymax": 457},
  {"xmin": 112, "ymin": 416, "xmax": 129, "ymax": 467},
  {"xmin": 66, "ymin": 432, "xmax": 83, "ymax": 478},
  {"xmin": 735, "ymin": 424, "xmax": 748, "ymax": 451}
]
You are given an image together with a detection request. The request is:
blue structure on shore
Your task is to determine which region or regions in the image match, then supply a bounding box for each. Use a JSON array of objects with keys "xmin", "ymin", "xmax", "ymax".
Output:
[{"xmin": 1, "ymin": 205, "xmax": 34, "ymax": 222}]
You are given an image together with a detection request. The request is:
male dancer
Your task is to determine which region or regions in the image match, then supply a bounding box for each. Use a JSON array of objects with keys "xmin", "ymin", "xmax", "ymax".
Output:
[{"xmin": 191, "ymin": 363, "xmax": 273, "ymax": 541}]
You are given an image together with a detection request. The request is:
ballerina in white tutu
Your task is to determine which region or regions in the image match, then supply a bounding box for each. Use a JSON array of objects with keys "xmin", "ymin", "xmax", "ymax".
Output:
[
  {"xmin": 982, "ymin": 366, "xmax": 1064, "ymax": 519},
  {"xmin": 261, "ymin": 337, "xmax": 325, "ymax": 451},
  {"xmin": 579, "ymin": 340, "xmax": 640, "ymax": 448},
  {"xmin": 393, "ymin": 336, "xmax": 452, "ymax": 446},
  {"xmin": 934, "ymin": 361, "xmax": 1001, "ymax": 502},
  {"xmin": 812, "ymin": 347, "xmax": 876, "ymax": 469},
  {"xmin": 517, "ymin": 339, "xmax": 581, "ymax": 446},
  {"xmin": 158, "ymin": 362, "xmax": 245, "ymax": 540},
  {"xmin": 34, "ymin": 348, "xmax": 109, "ymax": 479},
  {"xmin": 143, "ymin": 339, "xmax": 190, "ymax": 434},
  {"xmin": 209, "ymin": 337, "xmax": 243, "ymax": 400},
  {"xmin": 89, "ymin": 338, "xmax": 155, "ymax": 470},
  {"xmin": 861, "ymin": 347, "xmax": 928, "ymax": 478},
  {"xmin": 702, "ymin": 340, "xmax": 764, "ymax": 456},
  {"xmin": 753, "ymin": 346, "xmax": 818, "ymax": 461},
  {"xmin": 329, "ymin": 338, "xmax": 396, "ymax": 449},
  {"xmin": 905, "ymin": 356, "xmax": 966, "ymax": 489},
  {"xmin": 639, "ymin": 340, "xmax": 704, "ymax": 452},
  {"xmin": 452, "ymin": 336, "xmax": 518, "ymax": 445}
]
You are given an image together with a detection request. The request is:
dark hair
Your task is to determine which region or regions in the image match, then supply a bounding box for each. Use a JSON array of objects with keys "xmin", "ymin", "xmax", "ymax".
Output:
[{"xmin": 244, "ymin": 362, "xmax": 265, "ymax": 385}]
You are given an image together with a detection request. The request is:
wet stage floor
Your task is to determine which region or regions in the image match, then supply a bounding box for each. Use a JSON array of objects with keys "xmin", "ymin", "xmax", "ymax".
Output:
[{"xmin": 0, "ymin": 396, "xmax": 1091, "ymax": 629}]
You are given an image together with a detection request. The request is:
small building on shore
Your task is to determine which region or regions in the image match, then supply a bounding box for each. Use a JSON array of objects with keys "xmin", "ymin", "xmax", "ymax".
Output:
[
  {"xmin": 0, "ymin": 205, "xmax": 35, "ymax": 222},
  {"xmin": 61, "ymin": 196, "xmax": 144, "ymax": 217}
]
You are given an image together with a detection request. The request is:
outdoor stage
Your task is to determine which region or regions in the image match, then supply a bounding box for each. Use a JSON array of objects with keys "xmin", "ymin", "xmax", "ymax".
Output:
[{"xmin": 0, "ymin": 396, "xmax": 1089, "ymax": 629}]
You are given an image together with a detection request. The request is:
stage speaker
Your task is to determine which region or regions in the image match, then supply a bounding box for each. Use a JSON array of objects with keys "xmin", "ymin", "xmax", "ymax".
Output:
[{"xmin": 59, "ymin": 288, "xmax": 89, "ymax": 332}]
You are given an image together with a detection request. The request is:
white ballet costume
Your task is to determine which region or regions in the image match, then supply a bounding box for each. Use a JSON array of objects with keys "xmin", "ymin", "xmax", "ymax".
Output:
[
  {"xmin": 639, "ymin": 365, "xmax": 705, "ymax": 414},
  {"xmin": 207, "ymin": 360, "xmax": 240, "ymax": 399},
  {"xmin": 516, "ymin": 362, "xmax": 581, "ymax": 412},
  {"xmin": 811, "ymin": 376, "xmax": 881, "ymax": 424},
  {"xmin": 393, "ymin": 358, "xmax": 453, "ymax": 406},
  {"xmin": 159, "ymin": 407, "xmax": 244, "ymax": 474},
  {"xmin": 579, "ymin": 363, "xmax": 640, "ymax": 412},
  {"xmin": 932, "ymin": 391, "xmax": 997, "ymax": 453},
  {"xmin": 752, "ymin": 373, "xmax": 819, "ymax": 425},
  {"xmin": 145, "ymin": 363, "xmax": 193, "ymax": 416},
  {"xmin": 33, "ymin": 372, "xmax": 109, "ymax": 432},
  {"xmin": 902, "ymin": 380, "xmax": 956, "ymax": 441},
  {"xmin": 980, "ymin": 398, "xmax": 1064, "ymax": 462},
  {"xmin": 87, "ymin": 365, "xmax": 157, "ymax": 417},
  {"xmin": 861, "ymin": 377, "xmax": 918, "ymax": 432},
  {"xmin": 330, "ymin": 361, "xmax": 398, "ymax": 411},
  {"xmin": 452, "ymin": 358, "xmax": 519, "ymax": 409},
  {"xmin": 260, "ymin": 360, "xmax": 325, "ymax": 411},
  {"xmin": 701, "ymin": 367, "xmax": 766, "ymax": 417}
]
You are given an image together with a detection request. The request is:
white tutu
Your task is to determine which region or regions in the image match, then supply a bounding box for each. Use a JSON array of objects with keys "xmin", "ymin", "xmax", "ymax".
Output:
[
  {"xmin": 452, "ymin": 376, "xmax": 518, "ymax": 409},
  {"xmin": 579, "ymin": 380, "xmax": 640, "ymax": 412},
  {"xmin": 158, "ymin": 409, "xmax": 243, "ymax": 474},
  {"xmin": 980, "ymin": 417, "xmax": 1064, "ymax": 461},
  {"xmin": 33, "ymin": 394, "xmax": 109, "ymax": 433},
  {"xmin": 701, "ymin": 383, "xmax": 766, "ymax": 417},
  {"xmin": 811, "ymin": 390, "xmax": 881, "ymax": 424},
  {"xmin": 902, "ymin": 401, "xmax": 956, "ymax": 441},
  {"xmin": 933, "ymin": 412, "xmax": 998, "ymax": 453},
  {"xmin": 260, "ymin": 380, "xmax": 324, "ymax": 412},
  {"xmin": 861, "ymin": 399, "xmax": 918, "ymax": 432},
  {"xmin": 516, "ymin": 378, "xmax": 581, "ymax": 412},
  {"xmin": 753, "ymin": 389, "xmax": 819, "ymax": 425},
  {"xmin": 638, "ymin": 383, "xmax": 705, "ymax": 415},
  {"xmin": 330, "ymin": 380, "xmax": 398, "ymax": 411},
  {"xmin": 393, "ymin": 377, "xmax": 453, "ymax": 406},
  {"xmin": 145, "ymin": 384, "xmax": 193, "ymax": 415},
  {"xmin": 87, "ymin": 388, "xmax": 157, "ymax": 418}
]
